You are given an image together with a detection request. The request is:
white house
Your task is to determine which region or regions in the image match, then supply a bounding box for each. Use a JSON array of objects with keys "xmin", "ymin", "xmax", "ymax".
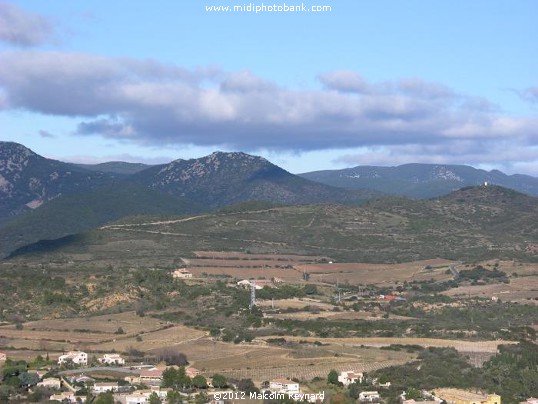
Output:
[
  {"xmin": 358, "ymin": 391, "xmax": 380, "ymax": 402},
  {"xmin": 172, "ymin": 269, "xmax": 193, "ymax": 279},
  {"xmin": 37, "ymin": 378, "xmax": 61, "ymax": 390},
  {"xmin": 139, "ymin": 367, "xmax": 164, "ymax": 385},
  {"xmin": 98, "ymin": 353, "xmax": 125, "ymax": 365},
  {"xmin": 125, "ymin": 387, "xmax": 170, "ymax": 404},
  {"xmin": 58, "ymin": 351, "xmax": 88, "ymax": 366},
  {"xmin": 0, "ymin": 352, "xmax": 6, "ymax": 361},
  {"xmin": 338, "ymin": 371, "xmax": 364, "ymax": 386},
  {"xmin": 269, "ymin": 378, "xmax": 300, "ymax": 393},
  {"xmin": 92, "ymin": 382, "xmax": 119, "ymax": 393},
  {"xmin": 50, "ymin": 392, "xmax": 86, "ymax": 403}
]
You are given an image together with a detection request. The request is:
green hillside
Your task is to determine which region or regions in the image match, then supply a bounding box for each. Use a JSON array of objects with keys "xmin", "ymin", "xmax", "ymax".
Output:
[{"xmin": 7, "ymin": 185, "xmax": 536, "ymax": 265}]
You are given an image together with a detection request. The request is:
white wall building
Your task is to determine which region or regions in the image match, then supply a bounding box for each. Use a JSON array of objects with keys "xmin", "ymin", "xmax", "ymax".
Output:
[
  {"xmin": 58, "ymin": 351, "xmax": 88, "ymax": 366},
  {"xmin": 269, "ymin": 379, "xmax": 300, "ymax": 393},
  {"xmin": 338, "ymin": 371, "xmax": 364, "ymax": 386},
  {"xmin": 92, "ymin": 382, "xmax": 119, "ymax": 394},
  {"xmin": 98, "ymin": 353, "xmax": 125, "ymax": 365},
  {"xmin": 37, "ymin": 378, "xmax": 61, "ymax": 390},
  {"xmin": 358, "ymin": 391, "xmax": 380, "ymax": 402}
]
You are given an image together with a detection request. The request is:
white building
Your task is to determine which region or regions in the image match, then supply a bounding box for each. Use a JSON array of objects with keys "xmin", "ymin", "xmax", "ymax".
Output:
[
  {"xmin": 338, "ymin": 371, "xmax": 364, "ymax": 386},
  {"xmin": 269, "ymin": 379, "xmax": 300, "ymax": 394},
  {"xmin": 172, "ymin": 269, "xmax": 193, "ymax": 279},
  {"xmin": 92, "ymin": 382, "xmax": 119, "ymax": 393},
  {"xmin": 58, "ymin": 351, "xmax": 88, "ymax": 366},
  {"xmin": 125, "ymin": 387, "xmax": 170, "ymax": 404},
  {"xmin": 98, "ymin": 353, "xmax": 125, "ymax": 365},
  {"xmin": 50, "ymin": 392, "xmax": 86, "ymax": 403},
  {"xmin": 37, "ymin": 378, "xmax": 61, "ymax": 390},
  {"xmin": 0, "ymin": 352, "xmax": 6, "ymax": 361},
  {"xmin": 358, "ymin": 391, "xmax": 380, "ymax": 402}
]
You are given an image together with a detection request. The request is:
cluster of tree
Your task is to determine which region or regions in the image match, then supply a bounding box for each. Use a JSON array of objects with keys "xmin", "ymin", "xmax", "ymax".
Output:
[
  {"xmin": 161, "ymin": 366, "xmax": 207, "ymax": 390},
  {"xmin": 370, "ymin": 342, "xmax": 538, "ymax": 404}
]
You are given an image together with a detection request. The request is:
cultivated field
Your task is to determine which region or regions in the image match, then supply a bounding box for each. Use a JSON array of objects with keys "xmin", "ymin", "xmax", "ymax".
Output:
[
  {"xmin": 442, "ymin": 276, "xmax": 538, "ymax": 302},
  {"xmin": 294, "ymin": 259, "xmax": 455, "ymax": 285},
  {"xmin": 193, "ymin": 251, "xmax": 327, "ymax": 261},
  {"xmin": 0, "ymin": 312, "xmax": 203, "ymax": 358},
  {"xmin": 184, "ymin": 338, "xmax": 415, "ymax": 383},
  {"xmin": 274, "ymin": 336, "xmax": 515, "ymax": 353},
  {"xmin": 187, "ymin": 267, "xmax": 303, "ymax": 282}
]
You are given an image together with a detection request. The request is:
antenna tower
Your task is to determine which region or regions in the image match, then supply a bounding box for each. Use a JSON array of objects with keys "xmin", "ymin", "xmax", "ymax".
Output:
[{"xmin": 249, "ymin": 280, "xmax": 256, "ymax": 310}]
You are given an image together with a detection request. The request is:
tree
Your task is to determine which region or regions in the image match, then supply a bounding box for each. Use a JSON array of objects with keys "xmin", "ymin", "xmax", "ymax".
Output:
[
  {"xmin": 405, "ymin": 388, "xmax": 421, "ymax": 400},
  {"xmin": 167, "ymin": 390, "xmax": 182, "ymax": 404},
  {"xmin": 162, "ymin": 367, "xmax": 179, "ymax": 388},
  {"xmin": 148, "ymin": 392, "xmax": 162, "ymax": 404},
  {"xmin": 195, "ymin": 392, "xmax": 209, "ymax": 404},
  {"xmin": 237, "ymin": 378, "xmax": 258, "ymax": 394},
  {"xmin": 211, "ymin": 374, "xmax": 227, "ymax": 388},
  {"xmin": 328, "ymin": 369, "xmax": 339, "ymax": 385},
  {"xmin": 94, "ymin": 392, "xmax": 114, "ymax": 404},
  {"xmin": 192, "ymin": 375, "xmax": 207, "ymax": 389}
]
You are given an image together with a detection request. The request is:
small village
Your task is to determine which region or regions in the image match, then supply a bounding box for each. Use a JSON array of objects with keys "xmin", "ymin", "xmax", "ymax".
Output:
[{"xmin": 3, "ymin": 347, "xmax": 533, "ymax": 404}]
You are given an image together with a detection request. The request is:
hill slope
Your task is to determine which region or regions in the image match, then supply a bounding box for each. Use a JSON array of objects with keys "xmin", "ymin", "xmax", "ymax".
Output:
[
  {"xmin": 0, "ymin": 183, "xmax": 199, "ymax": 258},
  {"xmin": 8, "ymin": 185, "xmax": 536, "ymax": 264},
  {"xmin": 300, "ymin": 163, "xmax": 538, "ymax": 198}
]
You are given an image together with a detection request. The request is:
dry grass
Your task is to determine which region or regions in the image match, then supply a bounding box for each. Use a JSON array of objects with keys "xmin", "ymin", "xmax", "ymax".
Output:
[
  {"xmin": 274, "ymin": 336, "xmax": 515, "ymax": 353},
  {"xmin": 442, "ymin": 276, "xmax": 538, "ymax": 302},
  {"xmin": 91, "ymin": 325, "xmax": 207, "ymax": 352},
  {"xmin": 256, "ymin": 298, "xmax": 334, "ymax": 310},
  {"xmin": 294, "ymin": 259, "xmax": 455, "ymax": 285},
  {"xmin": 187, "ymin": 267, "xmax": 302, "ymax": 282},
  {"xmin": 193, "ymin": 341, "xmax": 415, "ymax": 383},
  {"xmin": 193, "ymin": 251, "xmax": 325, "ymax": 261},
  {"xmin": 21, "ymin": 312, "xmax": 166, "ymax": 335}
]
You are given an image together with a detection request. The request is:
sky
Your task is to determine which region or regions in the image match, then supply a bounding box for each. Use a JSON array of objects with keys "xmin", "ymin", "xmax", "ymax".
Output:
[{"xmin": 0, "ymin": 0, "xmax": 537, "ymax": 175}]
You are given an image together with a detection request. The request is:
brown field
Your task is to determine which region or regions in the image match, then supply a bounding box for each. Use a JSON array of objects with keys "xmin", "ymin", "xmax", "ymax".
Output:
[
  {"xmin": 0, "ymin": 312, "xmax": 204, "ymax": 357},
  {"xmin": 274, "ymin": 337, "xmax": 515, "ymax": 353},
  {"xmin": 442, "ymin": 276, "xmax": 538, "ymax": 302},
  {"xmin": 256, "ymin": 298, "xmax": 335, "ymax": 310},
  {"xmin": 178, "ymin": 337, "xmax": 415, "ymax": 383},
  {"xmin": 187, "ymin": 259, "xmax": 298, "ymax": 268},
  {"xmin": 193, "ymin": 251, "xmax": 326, "ymax": 262},
  {"xmin": 87, "ymin": 325, "xmax": 207, "ymax": 352},
  {"xmin": 187, "ymin": 267, "xmax": 303, "ymax": 282},
  {"xmin": 182, "ymin": 252, "xmax": 458, "ymax": 287},
  {"xmin": 294, "ymin": 259, "xmax": 455, "ymax": 285},
  {"xmin": 22, "ymin": 312, "xmax": 167, "ymax": 335}
]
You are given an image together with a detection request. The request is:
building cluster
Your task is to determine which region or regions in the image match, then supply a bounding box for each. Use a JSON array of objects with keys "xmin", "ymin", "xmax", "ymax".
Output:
[{"xmin": 5, "ymin": 347, "xmax": 530, "ymax": 404}]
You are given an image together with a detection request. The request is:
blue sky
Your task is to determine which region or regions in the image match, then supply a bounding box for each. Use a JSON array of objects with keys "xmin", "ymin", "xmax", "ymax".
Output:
[{"xmin": 1, "ymin": 0, "xmax": 537, "ymax": 175}]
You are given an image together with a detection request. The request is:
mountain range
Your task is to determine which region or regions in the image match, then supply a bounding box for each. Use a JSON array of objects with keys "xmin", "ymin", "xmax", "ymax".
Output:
[
  {"xmin": 300, "ymin": 164, "xmax": 538, "ymax": 198},
  {"xmin": 1, "ymin": 141, "xmax": 537, "ymax": 259},
  {"xmin": 0, "ymin": 142, "xmax": 374, "ymax": 257}
]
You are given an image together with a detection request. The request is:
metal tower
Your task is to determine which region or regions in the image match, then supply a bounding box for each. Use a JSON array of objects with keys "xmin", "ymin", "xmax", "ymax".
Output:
[{"xmin": 249, "ymin": 280, "xmax": 256, "ymax": 310}]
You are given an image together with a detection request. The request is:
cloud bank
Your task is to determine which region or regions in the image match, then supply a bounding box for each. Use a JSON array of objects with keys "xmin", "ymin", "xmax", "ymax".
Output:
[
  {"xmin": 0, "ymin": 1, "xmax": 54, "ymax": 46},
  {"xmin": 0, "ymin": 51, "xmax": 536, "ymax": 173}
]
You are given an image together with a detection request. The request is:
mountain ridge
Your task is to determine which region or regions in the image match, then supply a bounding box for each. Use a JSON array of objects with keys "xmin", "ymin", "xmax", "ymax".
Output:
[{"xmin": 299, "ymin": 163, "xmax": 538, "ymax": 198}]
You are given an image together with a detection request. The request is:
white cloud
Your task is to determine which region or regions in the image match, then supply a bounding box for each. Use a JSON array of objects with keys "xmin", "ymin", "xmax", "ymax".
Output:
[
  {"xmin": 0, "ymin": 1, "xmax": 54, "ymax": 46},
  {"xmin": 0, "ymin": 50, "xmax": 537, "ymax": 173}
]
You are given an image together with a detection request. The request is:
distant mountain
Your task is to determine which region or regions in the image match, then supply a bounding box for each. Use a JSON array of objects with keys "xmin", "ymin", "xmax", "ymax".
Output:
[
  {"xmin": 74, "ymin": 161, "xmax": 151, "ymax": 175},
  {"xmin": 0, "ymin": 143, "xmax": 379, "ymax": 258},
  {"xmin": 0, "ymin": 141, "xmax": 117, "ymax": 222},
  {"xmin": 133, "ymin": 152, "xmax": 379, "ymax": 209},
  {"xmin": 300, "ymin": 163, "xmax": 538, "ymax": 198}
]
